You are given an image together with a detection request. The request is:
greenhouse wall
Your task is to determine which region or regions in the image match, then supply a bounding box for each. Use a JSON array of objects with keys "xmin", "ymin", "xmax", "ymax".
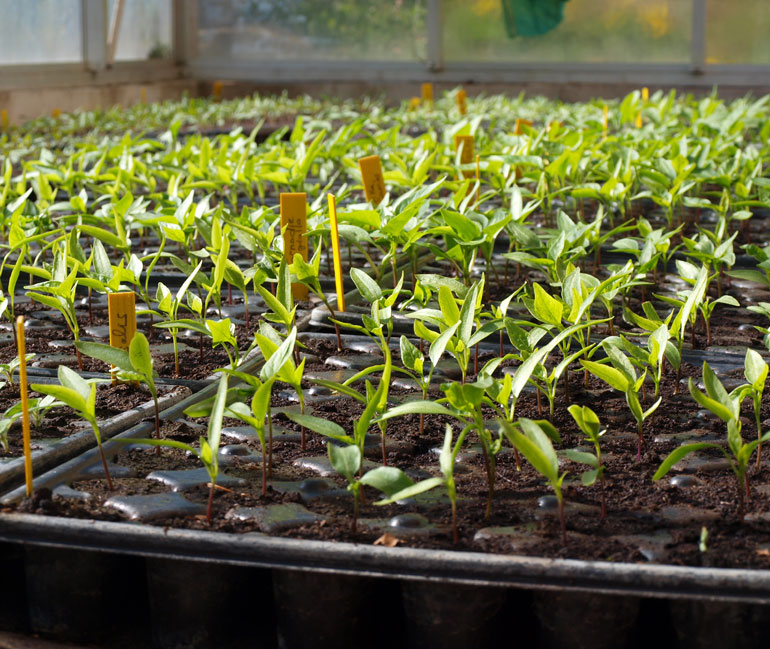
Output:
[{"xmin": 1, "ymin": 0, "xmax": 769, "ymax": 121}]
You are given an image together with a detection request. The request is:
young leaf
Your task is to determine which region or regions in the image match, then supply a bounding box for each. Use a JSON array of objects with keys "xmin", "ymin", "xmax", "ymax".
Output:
[{"xmin": 328, "ymin": 443, "xmax": 361, "ymax": 483}]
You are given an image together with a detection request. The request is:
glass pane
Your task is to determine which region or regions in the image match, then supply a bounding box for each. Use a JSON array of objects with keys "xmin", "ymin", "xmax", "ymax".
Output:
[
  {"xmin": 706, "ymin": 0, "xmax": 770, "ymax": 64},
  {"xmin": 0, "ymin": 0, "xmax": 82, "ymax": 64},
  {"xmin": 110, "ymin": 0, "xmax": 173, "ymax": 61},
  {"xmin": 197, "ymin": 0, "xmax": 427, "ymax": 62},
  {"xmin": 443, "ymin": 0, "xmax": 691, "ymax": 63}
]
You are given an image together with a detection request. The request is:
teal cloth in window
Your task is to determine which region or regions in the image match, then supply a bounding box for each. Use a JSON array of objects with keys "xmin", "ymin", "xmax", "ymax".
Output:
[{"xmin": 502, "ymin": 0, "xmax": 570, "ymax": 38}]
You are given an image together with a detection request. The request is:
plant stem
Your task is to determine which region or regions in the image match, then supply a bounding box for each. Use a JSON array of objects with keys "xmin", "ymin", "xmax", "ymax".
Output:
[
  {"xmin": 558, "ymin": 495, "xmax": 567, "ymax": 545},
  {"xmin": 206, "ymin": 482, "xmax": 214, "ymax": 524},
  {"xmin": 261, "ymin": 442, "xmax": 267, "ymax": 496},
  {"xmin": 352, "ymin": 486, "xmax": 359, "ymax": 533},
  {"xmin": 268, "ymin": 409, "xmax": 274, "ymax": 478},
  {"xmin": 450, "ymin": 485, "xmax": 458, "ymax": 544}
]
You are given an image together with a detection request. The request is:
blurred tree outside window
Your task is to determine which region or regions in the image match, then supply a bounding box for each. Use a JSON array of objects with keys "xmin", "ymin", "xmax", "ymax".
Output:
[{"xmin": 444, "ymin": 0, "xmax": 692, "ymax": 63}]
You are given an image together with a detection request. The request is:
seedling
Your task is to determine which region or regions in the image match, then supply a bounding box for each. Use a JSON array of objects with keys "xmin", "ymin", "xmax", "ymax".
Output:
[
  {"xmin": 653, "ymin": 362, "xmax": 770, "ymax": 521},
  {"xmin": 500, "ymin": 418, "xmax": 568, "ymax": 545},
  {"xmin": 566, "ymin": 405, "xmax": 608, "ymax": 519},
  {"xmin": 31, "ymin": 367, "xmax": 113, "ymax": 489},
  {"xmin": 76, "ymin": 333, "xmax": 161, "ymax": 439},
  {"xmin": 582, "ymin": 343, "xmax": 661, "ymax": 462},
  {"xmin": 124, "ymin": 375, "xmax": 230, "ymax": 524},
  {"xmin": 371, "ymin": 424, "xmax": 468, "ymax": 543},
  {"xmin": 731, "ymin": 349, "xmax": 769, "ymax": 470}
]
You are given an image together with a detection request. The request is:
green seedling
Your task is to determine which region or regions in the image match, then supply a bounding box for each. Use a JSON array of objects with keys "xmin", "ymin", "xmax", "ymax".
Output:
[
  {"xmin": 566, "ymin": 405, "xmax": 608, "ymax": 519},
  {"xmin": 31, "ymin": 367, "xmax": 112, "ymax": 489},
  {"xmin": 26, "ymin": 252, "xmax": 84, "ymax": 369},
  {"xmin": 653, "ymin": 362, "xmax": 770, "ymax": 521},
  {"xmin": 153, "ymin": 260, "xmax": 204, "ymax": 376},
  {"xmin": 730, "ymin": 349, "xmax": 769, "ymax": 471},
  {"xmin": 0, "ymin": 395, "xmax": 61, "ymax": 453},
  {"xmin": 124, "ymin": 375, "xmax": 230, "ymax": 524},
  {"xmin": 75, "ymin": 332, "xmax": 161, "ymax": 439},
  {"xmin": 0, "ymin": 354, "xmax": 34, "ymax": 387},
  {"xmin": 220, "ymin": 327, "xmax": 298, "ymax": 475},
  {"xmin": 500, "ymin": 417, "xmax": 568, "ymax": 545},
  {"xmin": 371, "ymin": 423, "xmax": 468, "ymax": 544},
  {"xmin": 224, "ymin": 377, "xmax": 275, "ymax": 496},
  {"xmin": 285, "ymin": 377, "xmax": 387, "ymax": 531},
  {"xmin": 582, "ymin": 342, "xmax": 661, "ymax": 462}
]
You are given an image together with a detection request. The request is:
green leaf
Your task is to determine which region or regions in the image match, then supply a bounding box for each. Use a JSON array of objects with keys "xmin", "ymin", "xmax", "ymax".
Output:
[
  {"xmin": 359, "ymin": 466, "xmax": 414, "ymax": 498},
  {"xmin": 374, "ymin": 476, "xmax": 445, "ymax": 505},
  {"xmin": 702, "ymin": 362, "xmax": 732, "ymax": 411},
  {"xmin": 128, "ymin": 333, "xmax": 154, "ymax": 380},
  {"xmin": 500, "ymin": 419, "xmax": 558, "ymax": 484},
  {"xmin": 313, "ymin": 379, "xmax": 367, "ymax": 404},
  {"xmin": 531, "ymin": 282, "xmax": 563, "ymax": 327},
  {"xmin": 438, "ymin": 285, "xmax": 461, "ymax": 325},
  {"xmin": 688, "ymin": 377, "xmax": 735, "ymax": 424},
  {"xmin": 58, "ymin": 365, "xmax": 92, "ymax": 403},
  {"xmin": 652, "ymin": 442, "xmax": 722, "ymax": 480},
  {"xmin": 260, "ymin": 327, "xmax": 297, "ymax": 381},
  {"xmin": 580, "ymin": 468, "xmax": 600, "ymax": 486},
  {"xmin": 29, "ymin": 384, "xmax": 87, "ymax": 415},
  {"xmin": 745, "ymin": 348, "xmax": 768, "ymax": 391},
  {"xmin": 399, "ymin": 335, "xmax": 422, "ymax": 373},
  {"xmin": 350, "ymin": 268, "xmax": 382, "ymax": 303},
  {"xmin": 580, "ymin": 360, "xmax": 630, "ymax": 392},
  {"xmin": 282, "ymin": 411, "xmax": 352, "ymax": 443},
  {"xmin": 75, "ymin": 341, "xmax": 132, "ymax": 371},
  {"xmin": 565, "ymin": 449, "xmax": 598, "ymax": 468},
  {"xmin": 429, "ymin": 322, "xmax": 459, "ymax": 367},
  {"xmin": 567, "ymin": 404, "xmax": 601, "ymax": 439},
  {"xmin": 377, "ymin": 400, "xmax": 454, "ymax": 422},
  {"xmin": 457, "ymin": 282, "xmax": 479, "ymax": 345},
  {"xmin": 328, "ymin": 443, "xmax": 361, "ymax": 483},
  {"xmin": 206, "ymin": 375, "xmax": 229, "ymax": 480}
]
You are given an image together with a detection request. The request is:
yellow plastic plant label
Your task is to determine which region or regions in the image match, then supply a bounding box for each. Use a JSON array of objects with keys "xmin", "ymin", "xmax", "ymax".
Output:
[
  {"xmin": 213, "ymin": 80, "xmax": 224, "ymax": 101},
  {"xmin": 16, "ymin": 316, "xmax": 33, "ymax": 497},
  {"xmin": 457, "ymin": 89, "xmax": 467, "ymax": 115},
  {"xmin": 141, "ymin": 87, "xmax": 147, "ymax": 104},
  {"xmin": 280, "ymin": 192, "xmax": 309, "ymax": 300},
  {"xmin": 52, "ymin": 108, "xmax": 61, "ymax": 119},
  {"xmin": 1, "ymin": 109, "xmax": 8, "ymax": 130},
  {"xmin": 602, "ymin": 105, "xmax": 609, "ymax": 138},
  {"xmin": 358, "ymin": 155, "xmax": 386, "ymax": 206},
  {"xmin": 454, "ymin": 134, "xmax": 474, "ymax": 179},
  {"xmin": 327, "ymin": 194, "xmax": 346, "ymax": 313},
  {"xmin": 408, "ymin": 97, "xmax": 420, "ymax": 111},
  {"xmin": 637, "ymin": 87, "xmax": 648, "ymax": 128},
  {"xmin": 514, "ymin": 118, "xmax": 532, "ymax": 135},
  {"xmin": 421, "ymin": 82, "xmax": 434, "ymax": 105},
  {"xmin": 109, "ymin": 292, "xmax": 137, "ymax": 352}
]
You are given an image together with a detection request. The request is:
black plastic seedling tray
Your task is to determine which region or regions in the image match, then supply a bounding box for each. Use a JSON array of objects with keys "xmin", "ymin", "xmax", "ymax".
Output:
[{"xmin": 1, "ymin": 513, "xmax": 769, "ymax": 649}]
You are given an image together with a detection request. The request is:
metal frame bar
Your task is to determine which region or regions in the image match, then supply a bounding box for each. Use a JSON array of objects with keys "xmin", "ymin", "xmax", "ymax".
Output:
[
  {"xmin": 81, "ymin": 0, "xmax": 107, "ymax": 72},
  {"xmin": 427, "ymin": 0, "xmax": 443, "ymax": 72},
  {"xmin": 188, "ymin": 59, "xmax": 770, "ymax": 88},
  {"xmin": 172, "ymin": 0, "xmax": 198, "ymax": 66},
  {"xmin": 691, "ymin": 0, "xmax": 706, "ymax": 74}
]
